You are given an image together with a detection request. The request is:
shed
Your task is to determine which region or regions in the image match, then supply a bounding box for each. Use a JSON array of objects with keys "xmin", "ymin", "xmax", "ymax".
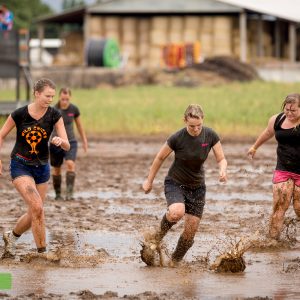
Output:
[{"xmin": 34, "ymin": 0, "xmax": 300, "ymax": 67}]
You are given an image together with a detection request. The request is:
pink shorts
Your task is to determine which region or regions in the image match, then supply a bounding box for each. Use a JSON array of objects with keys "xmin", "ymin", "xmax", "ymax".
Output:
[{"xmin": 273, "ymin": 170, "xmax": 300, "ymax": 186}]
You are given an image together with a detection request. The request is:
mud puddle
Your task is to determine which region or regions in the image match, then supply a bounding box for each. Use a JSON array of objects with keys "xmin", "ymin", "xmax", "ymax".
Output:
[
  {"xmin": 1, "ymin": 140, "xmax": 300, "ymax": 299},
  {"xmin": 0, "ymin": 249, "xmax": 300, "ymax": 299}
]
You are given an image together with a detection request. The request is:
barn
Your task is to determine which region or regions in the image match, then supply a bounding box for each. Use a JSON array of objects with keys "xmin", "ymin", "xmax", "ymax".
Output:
[{"xmin": 34, "ymin": 0, "xmax": 300, "ymax": 69}]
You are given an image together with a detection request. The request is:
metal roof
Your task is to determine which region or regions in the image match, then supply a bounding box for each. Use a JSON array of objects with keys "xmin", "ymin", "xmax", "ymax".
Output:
[
  {"xmin": 35, "ymin": 0, "xmax": 300, "ymax": 24},
  {"xmin": 218, "ymin": 0, "xmax": 300, "ymax": 22},
  {"xmin": 87, "ymin": 0, "xmax": 241, "ymax": 13},
  {"xmin": 35, "ymin": 6, "xmax": 85, "ymax": 23}
]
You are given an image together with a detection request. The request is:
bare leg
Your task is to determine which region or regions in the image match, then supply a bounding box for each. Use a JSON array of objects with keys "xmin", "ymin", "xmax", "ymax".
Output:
[
  {"xmin": 65, "ymin": 159, "xmax": 75, "ymax": 173},
  {"xmin": 293, "ymin": 185, "xmax": 300, "ymax": 218},
  {"xmin": 172, "ymin": 214, "xmax": 200, "ymax": 262},
  {"xmin": 269, "ymin": 180, "xmax": 294, "ymax": 239},
  {"xmin": 13, "ymin": 176, "xmax": 48, "ymax": 249},
  {"xmin": 52, "ymin": 166, "xmax": 62, "ymax": 176}
]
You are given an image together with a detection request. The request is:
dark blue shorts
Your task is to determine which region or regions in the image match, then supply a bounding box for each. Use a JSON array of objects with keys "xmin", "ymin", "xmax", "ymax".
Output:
[
  {"xmin": 10, "ymin": 159, "xmax": 50, "ymax": 184},
  {"xmin": 164, "ymin": 176, "xmax": 206, "ymax": 218},
  {"xmin": 50, "ymin": 140, "xmax": 77, "ymax": 167}
]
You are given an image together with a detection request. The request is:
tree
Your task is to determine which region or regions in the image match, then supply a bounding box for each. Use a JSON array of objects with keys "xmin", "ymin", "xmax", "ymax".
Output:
[
  {"xmin": 4, "ymin": 0, "xmax": 53, "ymax": 30},
  {"xmin": 62, "ymin": 0, "xmax": 85, "ymax": 10}
]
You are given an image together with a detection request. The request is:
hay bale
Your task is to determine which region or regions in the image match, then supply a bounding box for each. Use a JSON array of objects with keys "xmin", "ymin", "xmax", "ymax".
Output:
[
  {"xmin": 170, "ymin": 17, "xmax": 184, "ymax": 31},
  {"xmin": 104, "ymin": 17, "xmax": 120, "ymax": 31},
  {"xmin": 184, "ymin": 16, "xmax": 200, "ymax": 30},
  {"xmin": 151, "ymin": 17, "xmax": 169, "ymax": 31},
  {"xmin": 213, "ymin": 17, "xmax": 232, "ymax": 56},
  {"xmin": 89, "ymin": 17, "xmax": 103, "ymax": 36},
  {"xmin": 169, "ymin": 32, "xmax": 183, "ymax": 43},
  {"xmin": 150, "ymin": 30, "xmax": 169, "ymax": 46},
  {"xmin": 183, "ymin": 30, "xmax": 198, "ymax": 42}
]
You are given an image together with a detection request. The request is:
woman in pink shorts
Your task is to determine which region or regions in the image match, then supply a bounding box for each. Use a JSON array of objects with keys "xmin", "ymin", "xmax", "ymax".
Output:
[{"xmin": 248, "ymin": 93, "xmax": 300, "ymax": 240}]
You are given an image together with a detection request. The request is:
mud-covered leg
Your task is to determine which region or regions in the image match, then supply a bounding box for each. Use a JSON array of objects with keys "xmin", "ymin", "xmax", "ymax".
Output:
[
  {"xmin": 292, "ymin": 185, "xmax": 300, "ymax": 219},
  {"xmin": 52, "ymin": 174, "xmax": 63, "ymax": 200},
  {"xmin": 172, "ymin": 214, "xmax": 200, "ymax": 263},
  {"xmin": 269, "ymin": 180, "xmax": 294, "ymax": 239},
  {"xmin": 154, "ymin": 213, "xmax": 177, "ymax": 243},
  {"xmin": 66, "ymin": 171, "xmax": 75, "ymax": 200}
]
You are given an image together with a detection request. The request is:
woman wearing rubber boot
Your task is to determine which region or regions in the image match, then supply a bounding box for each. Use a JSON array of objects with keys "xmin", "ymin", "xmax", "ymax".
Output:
[
  {"xmin": 0, "ymin": 78, "xmax": 70, "ymax": 257},
  {"xmin": 50, "ymin": 87, "xmax": 88, "ymax": 200},
  {"xmin": 248, "ymin": 93, "xmax": 300, "ymax": 240},
  {"xmin": 142, "ymin": 104, "xmax": 227, "ymax": 265}
]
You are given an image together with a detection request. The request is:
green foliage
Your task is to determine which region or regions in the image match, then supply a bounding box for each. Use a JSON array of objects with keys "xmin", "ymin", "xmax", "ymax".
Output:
[
  {"xmin": 62, "ymin": 0, "xmax": 85, "ymax": 10},
  {"xmin": 3, "ymin": 0, "xmax": 52, "ymax": 30},
  {"xmin": 1, "ymin": 81, "xmax": 299, "ymax": 138}
]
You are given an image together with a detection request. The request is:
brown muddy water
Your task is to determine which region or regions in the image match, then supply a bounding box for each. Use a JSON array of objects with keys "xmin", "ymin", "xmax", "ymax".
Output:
[{"xmin": 0, "ymin": 140, "xmax": 299, "ymax": 300}]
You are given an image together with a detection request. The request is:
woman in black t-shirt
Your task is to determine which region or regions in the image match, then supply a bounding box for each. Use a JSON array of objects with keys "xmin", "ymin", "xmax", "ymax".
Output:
[
  {"xmin": 248, "ymin": 93, "xmax": 300, "ymax": 241},
  {"xmin": 142, "ymin": 104, "xmax": 227, "ymax": 266},
  {"xmin": 50, "ymin": 87, "xmax": 88, "ymax": 201},
  {"xmin": 0, "ymin": 78, "xmax": 70, "ymax": 258}
]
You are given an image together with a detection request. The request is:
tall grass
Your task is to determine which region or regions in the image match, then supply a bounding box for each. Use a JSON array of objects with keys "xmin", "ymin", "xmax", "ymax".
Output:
[{"xmin": 1, "ymin": 81, "xmax": 299, "ymax": 138}]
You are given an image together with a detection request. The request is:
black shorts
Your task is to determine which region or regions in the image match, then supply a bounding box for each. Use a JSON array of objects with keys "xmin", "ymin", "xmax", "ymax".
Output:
[
  {"xmin": 50, "ymin": 140, "xmax": 78, "ymax": 167},
  {"xmin": 164, "ymin": 176, "xmax": 206, "ymax": 218}
]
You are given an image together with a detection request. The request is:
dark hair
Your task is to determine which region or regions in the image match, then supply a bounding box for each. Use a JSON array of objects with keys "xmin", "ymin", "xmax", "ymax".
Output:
[
  {"xmin": 184, "ymin": 104, "xmax": 204, "ymax": 120},
  {"xmin": 59, "ymin": 87, "xmax": 72, "ymax": 96},
  {"xmin": 33, "ymin": 78, "xmax": 56, "ymax": 94},
  {"xmin": 281, "ymin": 93, "xmax": 300, "ymax": 110}
]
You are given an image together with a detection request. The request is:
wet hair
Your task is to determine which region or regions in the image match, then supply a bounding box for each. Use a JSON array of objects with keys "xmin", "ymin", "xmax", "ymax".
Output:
[
  {"xmin": 281, "ymin": 93, "xmax": 300, "ymax": 110},
  {"xmin": 184, "ymin": 104, "xmax": 204, "ymax": 120},
  {"xmin": 59, "ymin": 87, "xmax": 72, "ymax": 96},
  {"xmin": 33, "ymin": 78, "xmax": 56, "ymax": 94}
]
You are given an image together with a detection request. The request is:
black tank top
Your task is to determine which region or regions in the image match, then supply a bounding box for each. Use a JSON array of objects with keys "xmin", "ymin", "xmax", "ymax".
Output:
[{"xmin": 274, "ymin": 113, "xmax": 300, "ymax": 174}]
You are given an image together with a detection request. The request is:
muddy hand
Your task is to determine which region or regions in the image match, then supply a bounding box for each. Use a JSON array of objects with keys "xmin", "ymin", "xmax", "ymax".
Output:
[
  {"xmin": 142, "ymin": 179, "xmax": 152, "ymax": 194},
  {"xmin": 247, "ymin": 147, "xmax": 256, "ymax": 160},
  {"xmin": 219, "ymin": 170, "xmax": 227, "ymax": 183},
  {"xmin": 51, "ymin": 136, "xmax": 63, "ymax": 147}
]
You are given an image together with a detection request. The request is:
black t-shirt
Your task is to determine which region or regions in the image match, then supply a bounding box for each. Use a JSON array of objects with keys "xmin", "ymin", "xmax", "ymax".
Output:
[
  {"xmin": 11, "ymin": 105, "xmax": 61, "ymax": 166},
  {"xmin": 52, "ymin": 103, "xmax": 80, "ymax": 142},
  {"xmin": 167, "ymin": 127, "xmax": 220, "ymax": 187},
  {"xmin": 274, "ymin": 112, "xmax": 300, "ymax": 174}
]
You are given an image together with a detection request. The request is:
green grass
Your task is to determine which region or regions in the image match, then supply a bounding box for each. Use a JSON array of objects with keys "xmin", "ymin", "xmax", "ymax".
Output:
[{"xmin": 1, "ymin": 80, "xmax": 299, "ymax": 138}]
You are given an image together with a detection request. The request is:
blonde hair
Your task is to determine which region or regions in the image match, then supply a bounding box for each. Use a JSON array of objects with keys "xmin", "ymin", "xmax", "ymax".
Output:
[
  {"xmin": 33, "ymin": 78, "xmax": 56, "ymax": 94},
  {"xmin": 184, "ymin": 104, "xmax": 204, "ymax": 120},
  {"xmin": 281, "ymin": 93, "xmax": 300, "ymax": 110}
]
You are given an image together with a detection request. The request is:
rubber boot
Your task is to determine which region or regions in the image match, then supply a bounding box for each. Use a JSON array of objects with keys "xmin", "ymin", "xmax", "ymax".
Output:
[
  {"xmin": 66, "ymin": 171, "xmax": 76, "ymax": 200},
  {"xmin": 154, "ymin": 214, "xmax": 177, "ymax": 243},
  {"xmin": 171, "ymin": 235, "xmax": 194, "ymax": 263},
  {"xmin": 52, "ymin": 175, "xmax": 63, "ymax": 200}
]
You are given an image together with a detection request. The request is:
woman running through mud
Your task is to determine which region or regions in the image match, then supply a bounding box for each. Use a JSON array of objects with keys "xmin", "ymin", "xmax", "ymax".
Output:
[
  {"xmin": 0, "ymin": 78, "xmax": 70, "ymax": 258},
  {"xmin": 142, "ymin": 104, "xmax": 227, "ymax": 265},
  {"xmin": 50, "ymin": 87, "xmax": 88, "ymax": 201},
  {"xmin": 248, "ymin": 93, "xmax": 300, "ymax": 240}
]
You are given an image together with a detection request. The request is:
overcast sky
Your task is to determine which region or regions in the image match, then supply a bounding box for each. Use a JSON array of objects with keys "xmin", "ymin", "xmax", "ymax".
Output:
[{"xmin": 41, "ymin": 0, "xmax": 96, "ymax": 12}]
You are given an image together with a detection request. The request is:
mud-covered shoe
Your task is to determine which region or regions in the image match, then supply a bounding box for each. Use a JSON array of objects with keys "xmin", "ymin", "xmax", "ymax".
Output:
[
  {"xmin": 2, "ymin": 231, "xmax": 18, "ymax": 258},
  {"xmin": 54, "ymin": 194, "xmax": 64, "ymax": 201}
]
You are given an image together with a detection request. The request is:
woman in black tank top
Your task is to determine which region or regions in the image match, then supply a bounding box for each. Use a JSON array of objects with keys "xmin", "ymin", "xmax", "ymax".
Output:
[{"xmin": 247, "ymin": 93, "xmax": 300, "ymax": 241}]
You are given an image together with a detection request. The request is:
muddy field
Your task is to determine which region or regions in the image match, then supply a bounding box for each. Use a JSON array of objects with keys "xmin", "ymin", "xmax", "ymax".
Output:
[{"xmin": 0, "ymin": 139, "xmax": 299, "ymax": 300}]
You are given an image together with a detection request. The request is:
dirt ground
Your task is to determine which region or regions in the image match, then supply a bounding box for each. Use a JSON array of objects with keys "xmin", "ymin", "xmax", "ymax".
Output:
[{"xmin": 0, "ymin": 139, "xmax": 299, "ymax": 300}]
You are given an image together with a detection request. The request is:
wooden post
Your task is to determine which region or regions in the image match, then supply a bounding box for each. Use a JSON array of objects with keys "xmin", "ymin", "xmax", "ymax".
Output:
[
  {"xmin": 37, "ymin": 23, "xmax": 44, "ymax": 65},
  {"xmin": 257, "ymin": 15, "xmax": 264, "ymax": 58},
  {"xmin": 83, "ymin": 13, "xmax": 91, "ymax": 66},
  {"xmin": 239, "ymin": 11, "xmax": 247, "ymax": 62},
  {"xmin": 275, "ymin": 19, "xmax": 281, "ymax": 59},
  {"xmin": 289, "ymin": 22, "xmax": 296, "ymax": 63}
]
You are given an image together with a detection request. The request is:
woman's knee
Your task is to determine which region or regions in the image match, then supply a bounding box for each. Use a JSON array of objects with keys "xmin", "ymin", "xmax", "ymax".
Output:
[
  {"xmin": 23, "ymin": 185, "xmax": 44, "ymax": 218},
  {"xmin": 167, "ymin": 204, "xmax": 185, "ymax": 222},
  {"xmin": 31, "ymin": 203, "xmax": 44, "ymax": 219}
]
